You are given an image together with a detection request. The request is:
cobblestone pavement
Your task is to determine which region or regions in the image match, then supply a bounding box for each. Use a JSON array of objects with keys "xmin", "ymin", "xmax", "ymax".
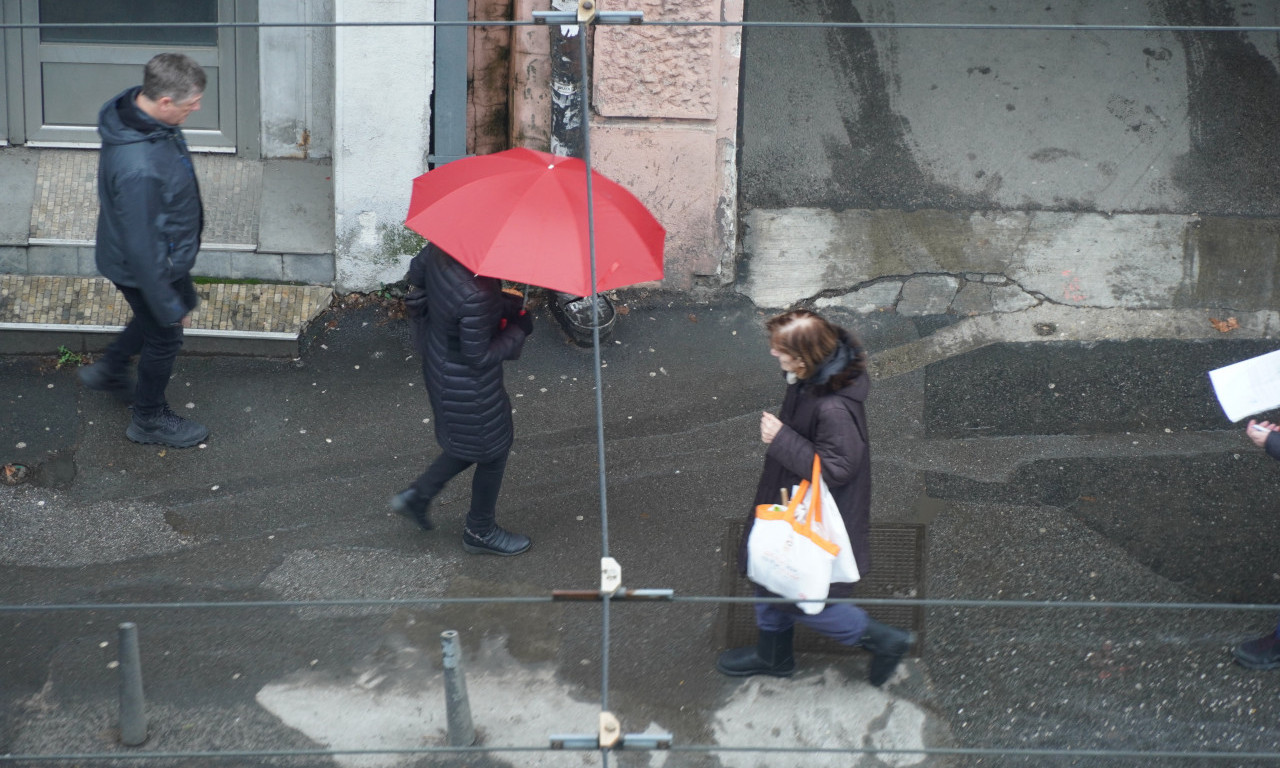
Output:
[
  {"xmin": 0, "ymin": 275, "xmax": 331, "ymax": 334},
  {"xmin": 29, "ymin": 150, "xmax": 262, "ymax": 246}
]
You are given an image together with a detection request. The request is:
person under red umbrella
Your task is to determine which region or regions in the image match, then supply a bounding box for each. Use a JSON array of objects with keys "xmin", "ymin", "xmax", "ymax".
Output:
[{"xmin": 390, "ymin": 243, "xmax": 533, "ymax": 556}]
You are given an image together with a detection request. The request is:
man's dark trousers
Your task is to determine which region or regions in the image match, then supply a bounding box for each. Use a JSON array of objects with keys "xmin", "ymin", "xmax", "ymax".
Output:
[{"xmin": 101, "ymin": 279, "xmax": 192, "ymax": 416}]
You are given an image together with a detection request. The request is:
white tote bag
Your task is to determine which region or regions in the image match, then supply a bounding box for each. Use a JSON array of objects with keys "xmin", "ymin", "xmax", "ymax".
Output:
[{"xmin": 747, "ymin": 455, "xmax": 859, "ymax": 614}]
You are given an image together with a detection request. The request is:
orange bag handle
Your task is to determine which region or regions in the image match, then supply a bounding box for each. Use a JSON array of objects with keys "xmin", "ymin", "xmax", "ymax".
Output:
[{"xmin": 753, "ymin": 455, "xmax": 838, "ymax": 556}]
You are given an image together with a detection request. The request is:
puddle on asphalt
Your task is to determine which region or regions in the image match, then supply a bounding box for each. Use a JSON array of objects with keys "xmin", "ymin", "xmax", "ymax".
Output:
[
  {"xmin": 29, "ymin": 450, "xmax": 76, "ymax": 488},
  {"xmin": 163, "ymin": 509, "xmax": 194, "ymax": 535}
]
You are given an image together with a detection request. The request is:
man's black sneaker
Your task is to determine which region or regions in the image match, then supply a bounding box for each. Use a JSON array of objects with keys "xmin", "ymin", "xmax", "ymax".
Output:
[
  {"xmin": 1233, "ymin": 632, "xmax": 1280, "ymax": 670},
  {"xmin": 126, "ymin": 408, "xmax": 209, "ymax": 448},
  {"xmin": 462, "ymin": 526, "xmax": 531, "ymax": 556},
  {"xmin": 390, "ymin": 488, "xmax": 434, "ymax": 530},
  {"xmin": 77, "ymin": 362, "xmax": 135, "ymax": 403}
]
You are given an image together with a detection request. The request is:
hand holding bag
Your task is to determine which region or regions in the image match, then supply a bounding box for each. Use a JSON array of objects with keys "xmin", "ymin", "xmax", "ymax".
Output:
[{"xmin": 747, "ymin": 455, "xmax": 859, "ymax": 614}]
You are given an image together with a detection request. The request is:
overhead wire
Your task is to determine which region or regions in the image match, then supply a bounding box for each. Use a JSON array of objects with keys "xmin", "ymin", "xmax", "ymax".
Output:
[
  {"xmin": 2, "ymin": 595, "xmax": 1280, "ymax": 613},
  {"xmin": 4, "ymin": 20, "xmax": 1280, "ymax": 32}
]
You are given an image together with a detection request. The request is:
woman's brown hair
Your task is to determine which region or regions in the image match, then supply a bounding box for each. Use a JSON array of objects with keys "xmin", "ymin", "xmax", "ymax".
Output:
[{"xmin": 766, "ymin": 309, "xmax": 866, "ymax": 390}]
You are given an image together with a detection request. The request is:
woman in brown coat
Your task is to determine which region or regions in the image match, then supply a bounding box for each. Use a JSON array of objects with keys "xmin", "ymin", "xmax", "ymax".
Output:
[{"xmin": 718, "ymin": 309, "xmax": 913, "ymax": 686}]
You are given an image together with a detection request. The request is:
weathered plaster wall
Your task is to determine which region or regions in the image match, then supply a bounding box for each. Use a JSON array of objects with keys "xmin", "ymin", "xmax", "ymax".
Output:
[
  {"xmin": 510, "ymin": 0, "xmax": 743, "ymax": 291},
  {"xmin": 469, "ymin": 0, "xmax": 513, "ymax": 156},
  {"xmin": 736, "ymin": 1, "xmax": 1280, "ymax": 315},
  {"xmin": 333, "ymin": 0, "xmax": 433, "ymax": 292},
  {"xmin": 259, "ymin": 0, "xmax": 335, "ymax": 159},
  {"xmin": 741, "ymin": 209, "xmax": 1280, "ymax": 315}
]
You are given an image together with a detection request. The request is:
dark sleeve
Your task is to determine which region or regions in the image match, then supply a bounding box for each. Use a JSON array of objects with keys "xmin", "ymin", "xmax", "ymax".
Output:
[
  {"xmin": 766, "ymin": 399, "xmax": 863, "ymax": 486},
  {"xmin": 456, "ymin": 285, "xmax": 526, "ymax": 369},
  {"xmin": 111, "ymin": 170, "xmax": 186, "ymax": 325},
  {"xmin": 1267, "ymin": 430, "xmax": 1280, "ymax": 461},
  {"xmin": 407, "ymin": 246, "xmax": 429, "ymax": 288}
]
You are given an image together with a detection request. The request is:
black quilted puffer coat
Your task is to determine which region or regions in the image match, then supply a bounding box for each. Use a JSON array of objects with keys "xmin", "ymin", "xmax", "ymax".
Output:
[{"xmin": 406, "ymin": 244, "xmax": 528, "ymax": 463}]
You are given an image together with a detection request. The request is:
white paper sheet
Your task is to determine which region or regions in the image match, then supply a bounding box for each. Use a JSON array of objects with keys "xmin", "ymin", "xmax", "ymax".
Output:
[{"xmin": 1208, "ymin": 349, "xmax": 1280, "ymax": 422}]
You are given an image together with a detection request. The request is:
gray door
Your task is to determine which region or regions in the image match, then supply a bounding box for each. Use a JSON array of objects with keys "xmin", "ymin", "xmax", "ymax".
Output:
[
  {"xmin": 19, "ymin": 0, "xmax": 237, "ymax": 149},
  {"xmin": 1, "ymin": 0, "xmax": 18, "ymax": 144}
]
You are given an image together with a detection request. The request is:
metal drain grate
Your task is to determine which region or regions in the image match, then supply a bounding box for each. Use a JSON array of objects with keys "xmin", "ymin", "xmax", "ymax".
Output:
[{"xmin": 718, "ymin": 521, "xmax": 927, "ymax": 656}]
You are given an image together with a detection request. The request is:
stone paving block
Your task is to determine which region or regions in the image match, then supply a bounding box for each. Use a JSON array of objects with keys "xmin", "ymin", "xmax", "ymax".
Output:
[
  {"xmin": 260, "ymin": 159, "xmax": 334, "ymax": 255},
  {"xmin": 991, "ymin": 284, "xmax": 1040, "ymax": 313},
  {"xmin": 230, "ymin": 252, "xmax": 284, "ymax": 281},
  {"xmin": 29, "ymin": 150, "xmax": 263, "ymax": 247},
  {"xmin": 950, "ymin": 280, "xmax": 994, "ymax": 316},
  {"xmin": 195, "ymin": 155, "xmax": 262, "ymax": 246},
  {"xmin": 898, "ymin": 275, "xmax": 960, "ymax": 316},
  {"xmin": 29, "ymin": 150, "xmax": 98, "ymax": 242},
  {"xmin": 0, "ymin": 147, "xmax": 39, "ymax": 246},
  {"xmin": 76, "ymin": 247, "xmax": 98, "ymax": 276},
  {"xmin": 0, "ymin": 275, "xmax": 331, "ymax": 338},
  {"xmin": 0, "ymin": 247, "xmax": 27, "ymax": 274},
  {"xmin": 26, "ymin": 246, "xmax": 82, "ymax": 276},
  {"xmin": 282, "ymin": 253, "xmax": 335, "ymax": 284},
  {"xmin": 193, "ymin": 250, "xmax": 231, "ymax": 278}
]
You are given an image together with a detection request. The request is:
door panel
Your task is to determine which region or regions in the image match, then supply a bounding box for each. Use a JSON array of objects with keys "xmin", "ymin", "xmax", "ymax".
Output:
[
  {"xmin": 39, "ymin": 63, "xmax": 220, "ymax": 132},
  {"xmin": 20, "ymin": 0, "xmax": 235, "ymax": 149},
  {"xmin": 38, "ymin": 0, "xmax": 217, "ymax": 46},
  {"xmin": 1, "ymin": 0, "xmax": 18, "ymax": 144}
]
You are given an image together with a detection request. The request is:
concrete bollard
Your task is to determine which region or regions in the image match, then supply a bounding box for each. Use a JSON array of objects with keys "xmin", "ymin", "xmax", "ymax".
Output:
[
  {"xmin": 440, "ymin": 630, "xmax": 476, "ymax": 747},
  {"xmin": 117, "ymin": 622, "xmax": 147, "ymax": 746}
]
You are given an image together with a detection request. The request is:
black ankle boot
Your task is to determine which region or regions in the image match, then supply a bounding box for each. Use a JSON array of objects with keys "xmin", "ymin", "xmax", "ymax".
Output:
[
  {"xmin": 390, "ymin": 488, "xmax": 434, "ymax": 530},
  {"xmin": 861, "ymin": 618, "xmax": 914, "ymax": 687},
  {"xmin": 462, "ymin": 525, "xmax": 531, "ymax": 556},
  {"xmin": 716, "ymin": 628, "xmax": 796, "ymax": 677}
]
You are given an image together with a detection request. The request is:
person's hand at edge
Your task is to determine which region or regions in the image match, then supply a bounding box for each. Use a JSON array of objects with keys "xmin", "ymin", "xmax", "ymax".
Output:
[
  {"xmin": 761, "ymin": 411, "xmax": 782, "ymax": 444},
  {"xmin": 512, "ymin": 311, "xmax": 532, "ymax": 337},
  {"xmin": 1247, "ymin": 419, "xmax": 1278, "ymax": 449}
]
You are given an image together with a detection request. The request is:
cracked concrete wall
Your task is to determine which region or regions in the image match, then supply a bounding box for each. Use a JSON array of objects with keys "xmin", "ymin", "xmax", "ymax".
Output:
[
  {"xmin": 333, "ymin": 0, "xmax": 433, "ymax": 292},
  {"xmin": 736, "ymin": 1, "xmax": 1280, "ymax": 316},
  {"xmin": 741, "ymin": 209, "xmax": 1279, "ymax": 315}
]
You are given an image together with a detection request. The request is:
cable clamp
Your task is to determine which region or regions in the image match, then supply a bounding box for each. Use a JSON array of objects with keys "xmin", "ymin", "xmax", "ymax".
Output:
[{"xmin": 601, "ymin": 557, "xmax": 622, "ymax": 596}]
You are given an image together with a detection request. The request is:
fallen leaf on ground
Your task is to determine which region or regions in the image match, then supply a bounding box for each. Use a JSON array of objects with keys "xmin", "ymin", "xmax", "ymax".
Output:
[
  {"xmin": 1209, "ymin": 317, "xmax": 1239, "ymax": 333},
  {"xmin": 2, "ymin": 464, "xmax": 29, "ymax": 485}
]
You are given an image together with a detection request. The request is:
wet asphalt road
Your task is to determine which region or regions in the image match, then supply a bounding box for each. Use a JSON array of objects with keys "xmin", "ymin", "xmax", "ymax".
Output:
[{"xmin": 2, "ymin": 296, "xmax": 1279, "ymax": 767}]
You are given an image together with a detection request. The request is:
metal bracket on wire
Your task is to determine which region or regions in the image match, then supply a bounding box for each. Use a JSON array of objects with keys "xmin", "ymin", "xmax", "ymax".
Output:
[
  {"xmin": 550, "ymin": 557, "xmax": 674, "ymax": 601},
  {"xmin": 532, "ymin": 0, "xmax": 644, "ymax": 25},
  {"xmin": 550, "ymin": 712, "xmax": 673, "ymax": 751}
]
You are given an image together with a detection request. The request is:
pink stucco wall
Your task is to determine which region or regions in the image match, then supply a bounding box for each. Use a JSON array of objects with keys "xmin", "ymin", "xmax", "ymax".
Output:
[{"xmin": 510, "ymin": 0, "xmax": 743, "ymax": 291}]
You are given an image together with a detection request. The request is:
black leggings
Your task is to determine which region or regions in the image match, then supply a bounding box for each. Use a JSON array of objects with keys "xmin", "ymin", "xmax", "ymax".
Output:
[{"xmin": 411, "ymin": 451, "xmax": 509, "ymax": 535}]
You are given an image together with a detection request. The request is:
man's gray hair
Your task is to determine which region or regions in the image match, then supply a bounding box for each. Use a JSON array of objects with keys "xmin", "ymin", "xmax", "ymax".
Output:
[{"xmin": 141, "ymin": 53, "xmax": 206, "ymax": 103}]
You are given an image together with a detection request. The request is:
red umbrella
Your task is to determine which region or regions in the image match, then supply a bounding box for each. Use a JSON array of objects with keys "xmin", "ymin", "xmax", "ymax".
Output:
[{"xmin": 404, "ymin": 148, "xmax": 665, "ymax": 296}]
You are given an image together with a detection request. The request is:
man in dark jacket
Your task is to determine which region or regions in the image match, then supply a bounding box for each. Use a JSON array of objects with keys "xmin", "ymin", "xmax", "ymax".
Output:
[
  {"xmin": 1233, "ymin": 418, "xmax": 1280, "ymax": 670},
  {"xmin": 390, "ymin": 244, "xmax": 533, "ymax": 556},
  {"xmin": 77, "ymin": 53, "xmax": 209, "ymax": 449}
]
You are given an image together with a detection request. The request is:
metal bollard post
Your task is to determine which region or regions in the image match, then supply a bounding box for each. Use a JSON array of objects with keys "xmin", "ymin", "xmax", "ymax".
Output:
[
  {"xmin": 440, "ymin": 630, "xmax": 476, "ymax": 747},
  {"xmin": 117, "ymin": 622, "xmax": 148, "ymax": 746}
]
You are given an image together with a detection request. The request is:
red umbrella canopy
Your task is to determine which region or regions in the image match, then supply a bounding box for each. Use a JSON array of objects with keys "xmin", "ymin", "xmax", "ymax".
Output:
[{"xmin": 405, "ymin": 148, "xmax": 666, "ymax": 296}]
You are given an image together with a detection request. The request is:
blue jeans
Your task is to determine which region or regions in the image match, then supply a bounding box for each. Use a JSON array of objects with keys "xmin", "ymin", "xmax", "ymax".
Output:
[
  {"xmin": 101, "ymin": 282, "xmax": 187, "ymax": 417},
  {"xmin": 755, "ymin": 601, "xmax": 870, "ymax": 644},
  {"xmin": 412, "ymin": 451, "xmax": 509, "ymax": 535}
]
